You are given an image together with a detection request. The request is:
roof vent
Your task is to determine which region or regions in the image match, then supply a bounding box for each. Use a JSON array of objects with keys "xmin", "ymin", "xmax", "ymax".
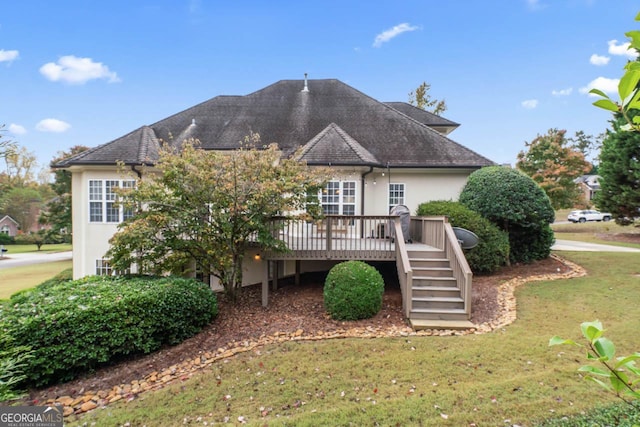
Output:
[
  {"xmin": 302, "ymin": 73, "xmax": 309, "ymax": 92},
  {"xmin": 191, "ymin": 118, "xmax": 196, "ymax": 125}
]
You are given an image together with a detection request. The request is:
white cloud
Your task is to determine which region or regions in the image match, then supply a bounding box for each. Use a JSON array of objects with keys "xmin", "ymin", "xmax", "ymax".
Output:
[
  {"xmin": 8, "ymin": 123, "xmax": 26, "ymax": 135},
  {"xmin": 551, "ymin": 88, "xmax": 573, "ymax": 96},
  {"xmin": 579, "ymin": 76, "xmax": 619, "ymax": 96},
  {"xmin": 39, "ymin": 55, "xmax": 120, "ymax": 84},
  {"xmin": 521, "ymin": 99, "xmax": 538, "ymax": 109},
  {"xmin": 589, "ymin": 54, "xmax": 610, "ymax": 66},
  {"xmin": 36, "ymin": 118, "xmax": 71, "ymax": 133},
  {"xmin": 373, "ymin": 23, "xmax": 419, "ymax": 48},
  {"xmin": 0, "ymin": 49, "xmax": 19, "ymax": 63},
  {"xmin": 526, "ymin": 0, "xmax": 545, "ymax": 11},
  {"xmin": 607, "ymin": 40, "xmax": 639, "ymax": 59}
]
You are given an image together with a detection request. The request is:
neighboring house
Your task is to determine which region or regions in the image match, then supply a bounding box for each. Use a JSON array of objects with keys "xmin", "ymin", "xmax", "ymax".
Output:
[
  {"xmin": 0, "ymin": 215, "xmax": 19, "ymax": 237},
  {"xmin": 54, "ymin": 78, "xmax": 494, "ymax": 327},
  {"xmin": 575, "ymin": 174, "xmax": 601, "ymax": 202}
]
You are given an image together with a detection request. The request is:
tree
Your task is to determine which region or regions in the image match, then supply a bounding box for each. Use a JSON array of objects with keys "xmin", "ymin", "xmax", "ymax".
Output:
[
  {"xmin": 0, "ymin": 187, "xmax": 43, "ymax": 232},
  {"xmin": 569, "ymin": 130, "xmax": 603, "ymax": 167},
  {"xmin": 589, "ymin": 12, "xmax": 640, "ymax": 131},
  {"xmin": 516, "ymin": 129, "xmax": 592, "ymax": 209},
  {"xmin": 107, "ymin": 134, "xmax": 328, "ymax": 298},
  {"xmin": 1, "ymin": 145, "xmax": 38, "ymax": 188},
  {"xmin": 408, "ymin": 82, "xmax": 447, "ymax": 115},
  {"xmin": 0, "ymin": 124, "xmax": 16, "ymax": 158},
  {"xmin": 14, "ymin": 230, "xmax": 46, "ymax": 251},
  {"xmin": 595, "ymin": 114, "xmax": 640, "ymax": 225},
  {"xmin": 459, "ymin": 166, "xmax": 555, "ymax": 264},
  {"xmin": 39, "ymin": 146, "xmax": 89, "ymax": 241}
]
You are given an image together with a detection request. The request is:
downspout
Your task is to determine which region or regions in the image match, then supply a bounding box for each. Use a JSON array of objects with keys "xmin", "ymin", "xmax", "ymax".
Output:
[
  {"xmin": 130, "ymin": 164, "xmax": 143, "ymax": 179},
  {"xmin": 360, "ymin": 166, "xmax": 374, "ymax": 238}
]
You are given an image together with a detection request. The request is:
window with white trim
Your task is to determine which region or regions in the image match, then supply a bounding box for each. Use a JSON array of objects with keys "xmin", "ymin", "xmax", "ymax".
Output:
[
  {"xmin": 0, "ymin": 225, "xmax": 9, "ymax": 235},
  {"xmin": 95, "ymin": 258, "xmax": 130, "ymax": 276},
  {"xmin": 88, "ymin": 179, "xmax": 136, "ymax": 223},
  {"xmin": 389, "ymin": 183, "xmax": 405, "ymax": 212},
  {"xmin": 320, "ymin": 181, "xmax": 356, "ymax": 215}
]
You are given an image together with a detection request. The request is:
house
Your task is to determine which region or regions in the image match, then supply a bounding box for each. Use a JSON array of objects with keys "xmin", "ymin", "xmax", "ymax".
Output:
[
  {"xmin": 575, "ymin": 174, "xmax": 601, "ymax": 202},
  {"xmin": 0, "ymin": 214, "xmax": 19, "ymax": 238},
  {"xmin": 54, "ymin": 77, "xmax": 494, "ymax": 328}
]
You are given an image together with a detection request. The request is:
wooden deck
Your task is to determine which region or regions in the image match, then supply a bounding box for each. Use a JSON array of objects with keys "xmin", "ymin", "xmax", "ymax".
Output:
[{"xmin": 260, "ymin": 215, "xmax": 474, "ymax": 330}]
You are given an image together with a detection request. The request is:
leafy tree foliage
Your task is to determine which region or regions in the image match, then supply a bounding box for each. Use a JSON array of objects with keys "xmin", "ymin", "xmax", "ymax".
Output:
[
  {"xmin": 14, "ymin": 230, "xmax": 46, "ymax": 251},
  {"xmin": 0, "ymin": 124, "xmax": 16, "ymax": 159},
  {"xmin": 108, "ymin": 134, "xmax": 328, "ymax": 297},
  {"xmin": 459, "ymin": 166, "xmax": 555, "ymax": 264},
  {"xmin": 408, "ymin": 81, "xmax": 447, "ymax": 115},
  {"xmin": 1, "ymin": 145, "xmax": 38, "ymax": 188},
  {"xmin": 595, "ymin": 114, "xmax": 640, "ymax": 225},
  {"xmin": 39, "ymin": 146, "xmax": 89, "ymax": 241},
  {"xmin": 0, "ymin": 187, "xmax": 42, "ymax": 232},
  {"xmin": 517, "ymin": 129, "xmax": 592, "ymax": 209}
]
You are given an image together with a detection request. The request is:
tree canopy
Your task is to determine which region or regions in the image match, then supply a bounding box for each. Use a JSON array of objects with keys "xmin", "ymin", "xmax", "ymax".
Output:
[
  {"xmin": 408, "ymin": 82, "xmax": 447, "ymax": 116},
  {"xmin": 595, "ymin": 114, "xmax": 640, "ymax": 225},
  {"xmin": 107, "ymin": 134, "xmax": 328, "ymax": 297},
  {"xmin": 516, "ymin": 129, "xmax": 592, "ymax": 209}
]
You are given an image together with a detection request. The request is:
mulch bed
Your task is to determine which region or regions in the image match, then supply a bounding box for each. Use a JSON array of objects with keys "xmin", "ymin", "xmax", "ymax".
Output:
[{"xmin": 26, "ymin": 256, "xmax": 572, "ymax": 404}]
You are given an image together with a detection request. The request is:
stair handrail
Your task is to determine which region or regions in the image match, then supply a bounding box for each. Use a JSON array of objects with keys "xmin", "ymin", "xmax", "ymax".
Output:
[
  {"xmin": 442, "ymin": 221, "xmax": 473, "ymax": 317},
  {"xmin": 393, "ymin": 218, "xmax": 413, "ymax": 318}
]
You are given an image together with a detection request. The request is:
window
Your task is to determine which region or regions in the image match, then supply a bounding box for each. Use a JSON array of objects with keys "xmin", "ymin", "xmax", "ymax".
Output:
[
  {"xmin": 88, "ymin": 179, "xmax": 136, "ymax": 223},
  {"xmin": 0, "ymin": 225, "xmax": 9, "ymax": 235},
  {"xmin": 389, "ymin": 183, "xmax": 405, "ymax": 212},
  {"xmin": 95, "ymin": 258, "xmax": 130, "ymax": 276},
  {"xmin": 95, "ymin": 259, "xmax": 113, "ymax": 276},
  {"xmin": 320, "ymin": 181, "xmax": 356, "ymax": 215}
]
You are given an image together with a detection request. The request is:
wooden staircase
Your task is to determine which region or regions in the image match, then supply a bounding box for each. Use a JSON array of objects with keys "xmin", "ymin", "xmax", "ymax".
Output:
[{"xmin": 406, "ymin": 248, "xmax": 475, "ymax": 331}]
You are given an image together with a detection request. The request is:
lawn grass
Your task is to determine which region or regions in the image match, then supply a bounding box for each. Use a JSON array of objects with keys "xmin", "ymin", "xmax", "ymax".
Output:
[
  {"xmin": 0, "ymin": 243, "xmax": 72, "ymax": 255},
  {"xmin": 0, "ymin": 261, "xmax": 72, "ymax": 300},
  {"xmin": 552, "ymin": 217, "xmax": 640, "ymax": 249},
  {"xmin": 69, "ymin": 251, "xmax": 640, "ymax": 426}
]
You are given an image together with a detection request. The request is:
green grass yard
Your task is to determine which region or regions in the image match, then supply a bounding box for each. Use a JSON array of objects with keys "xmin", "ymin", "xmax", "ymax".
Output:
[
  {"xmin": 0, "ymin": 260, "xmax": 72, "ymax": 300},
  {"xmin": 68, "ymin": 251, "xmax": 640, "ymax": 426}
]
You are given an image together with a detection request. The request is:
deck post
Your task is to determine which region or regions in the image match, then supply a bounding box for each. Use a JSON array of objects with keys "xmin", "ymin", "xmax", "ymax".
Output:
[
  {"xmin": 261, "ymin": 259, "xmax": 269, "ymax": 307},
  {"xmin": 272, "ymin": 261, "xmax": 279, "ymax": 291},
  {"xmin": 295, "ymin": 260, "xmax": 301, "ymax": 285}
]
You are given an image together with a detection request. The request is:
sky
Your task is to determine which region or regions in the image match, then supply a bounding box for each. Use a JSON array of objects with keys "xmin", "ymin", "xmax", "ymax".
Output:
[{"xmin": 1, "ymin": 0, "xmax": 639, "ymax": 174}]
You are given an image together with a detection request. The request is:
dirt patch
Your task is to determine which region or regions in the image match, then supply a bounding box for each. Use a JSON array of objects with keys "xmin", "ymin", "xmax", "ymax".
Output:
[{"xmin": 26, "ymin": 257, "xmax": 572, "ymax": 404}]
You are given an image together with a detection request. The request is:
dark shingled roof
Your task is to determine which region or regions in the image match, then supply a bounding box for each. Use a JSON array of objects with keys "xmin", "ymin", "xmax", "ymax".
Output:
[
  {"xmin": 55, "ymin": 79, "xmax": 493, "ymax": 169},
  {"xmin": 383, "ymin": 102, "xmax": 460, "ymax": 128}
]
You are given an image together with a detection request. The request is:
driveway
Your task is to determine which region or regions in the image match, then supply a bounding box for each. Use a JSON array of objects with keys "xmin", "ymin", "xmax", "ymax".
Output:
[
  {"xmin": 552, "ymin": 239, "xmax": 640, "ymax": 253},
  {"xmin": 0, "ymin": 251, "xmax": 73, "ymax": 269}
]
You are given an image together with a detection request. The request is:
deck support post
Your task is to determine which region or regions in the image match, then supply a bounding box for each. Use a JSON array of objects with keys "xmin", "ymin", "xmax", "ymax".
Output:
[
  {"xmin": 295, "ymin": 260, "xmax": 301, "ymax": 285},
  {"xmin": 272, "ymin": 261, "xmax": 279, "ymax": 291},
  {"xmin": 261, "ymin": 259, "xmax": 269, "ymax": 307}
]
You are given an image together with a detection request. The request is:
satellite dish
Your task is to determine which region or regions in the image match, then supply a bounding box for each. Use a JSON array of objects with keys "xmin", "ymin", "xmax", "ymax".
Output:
[{"xmin": 452, "ymin": 227, "xmax": 479, "ymax": 250}]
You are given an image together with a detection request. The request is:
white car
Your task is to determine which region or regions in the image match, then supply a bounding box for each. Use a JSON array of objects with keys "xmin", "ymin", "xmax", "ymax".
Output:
[{"xmin": 567, "ymin": 210, "xmax": 612, "ymax": 223}]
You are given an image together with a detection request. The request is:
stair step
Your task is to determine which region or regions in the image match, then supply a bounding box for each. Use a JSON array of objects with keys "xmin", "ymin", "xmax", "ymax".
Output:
[
  {"xmin": 412, "ymin": 286, "xmax": 461, "ymax": 298},
  {"xmin": 407, "ymin": 250, "xmax": 446, "ymax": 259},
  {"xmin": 409, "ymin": 308, "xmax": 469, "ymax": 321},
  {"xmin": 412, "ymin": 296, "xmax": 464, "ymax": 309},
  {"xmin": 413, "ymin": 276, "xmax": 457, "ymax": 287},
  {"xmin": 411, "ymin": 266, "xmax": 453, "ymax": 277},
  {"xmin": 410, "ymin": 319, "xmax": 476, "ymax": 331}
]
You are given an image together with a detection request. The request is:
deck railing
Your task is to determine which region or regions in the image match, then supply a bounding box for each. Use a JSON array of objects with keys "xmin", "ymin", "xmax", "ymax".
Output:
[
  {"xmin": 393, "ymin": 219, "xmax": 413, "ymax": 318},
  {"xmin": 264, "ymin": 215, "xmax": 397, "ymax": 260},
  {"xmin": 410, "ymin": 216, "xmax": 473, "ymax": 317}
]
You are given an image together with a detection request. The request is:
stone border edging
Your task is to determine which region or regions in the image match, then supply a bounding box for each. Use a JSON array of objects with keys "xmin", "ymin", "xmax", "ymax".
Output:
[{"xmin": 46, "ymin": 254, "xmax": 586, "ymax": 417}]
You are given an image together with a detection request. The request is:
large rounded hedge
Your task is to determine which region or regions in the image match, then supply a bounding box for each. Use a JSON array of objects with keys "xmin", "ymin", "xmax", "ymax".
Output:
[
  {"xmin": 416, "ymin": 200, "xmax": 509, "ymax": 274},
  {"xmin": 0, "ymin": 275, "xmax": 218, "ymax": 387},
  {"xmin": 323, "ymin": 261, "xmax": 384, "ymax": 320},
  {"xmin": 459, "ymin": 166, "xmax": 555, "ymax": 263}
]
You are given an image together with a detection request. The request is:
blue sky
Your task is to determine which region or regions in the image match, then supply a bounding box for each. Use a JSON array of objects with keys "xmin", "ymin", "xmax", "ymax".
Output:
[{"xmin": 1, "ymin": 0, "xmax": 639, "ymax": 172}]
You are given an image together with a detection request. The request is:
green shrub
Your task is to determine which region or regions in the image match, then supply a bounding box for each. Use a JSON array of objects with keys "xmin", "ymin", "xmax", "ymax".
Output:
[
  {"xmin": 0, "ymin": 233, "xmax": 13, "ymax": 245},
  {"xmin": 459, "ymin": 166, "xmax": 555, "ymax": 263},
  {"xmin": 416, "ymin": 200, "xmax": 510, "ymax": 274},
  {"xmin": 0, "ymin": 327, "xmax": 32, "ymax": 402},
  {"xmin": 1, "ymin": 275, "xmax": 218, "ymax": 387},
  {"xmin": 323, "ymin": 261, "xmax": 384, "ymax": 320}
]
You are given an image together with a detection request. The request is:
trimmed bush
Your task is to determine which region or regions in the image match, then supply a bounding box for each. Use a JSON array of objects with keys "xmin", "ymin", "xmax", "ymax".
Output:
[
  {"xmin": 1, "ymin": 275, "xmax": 218, "ymax": 387},
  {"xmin": 323, "ymin": 261, "xmax": 384, "ymax": 320},
  {"xmin": 0, "ymin": 233, "xmax": 13, "ymax": 245},
  {"xmin": 459, "ymin": 166, "xmax": 555, "ymax": 263},
  {"xmin": 416, "ymin": 200, "xmax": 509, "ymax": 274}
]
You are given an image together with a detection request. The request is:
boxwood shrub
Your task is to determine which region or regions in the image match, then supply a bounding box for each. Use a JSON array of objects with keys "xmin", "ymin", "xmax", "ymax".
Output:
[
  {"xmin": 323, "ymin": 261, "xmax": 384, "ymax": 320},
  {"xmin": 416, "ymin": 200, "xmax": 510, "ymax": 274},
  {"xmin": 1, "ymin": 275, "xmax": 218, "ymax": 387}
]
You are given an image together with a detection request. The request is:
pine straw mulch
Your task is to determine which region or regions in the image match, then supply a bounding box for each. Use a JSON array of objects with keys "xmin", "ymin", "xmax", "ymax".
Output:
[{"xmin": 26, "ymin": 256, "xmax": 579, "ymax": 405}]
